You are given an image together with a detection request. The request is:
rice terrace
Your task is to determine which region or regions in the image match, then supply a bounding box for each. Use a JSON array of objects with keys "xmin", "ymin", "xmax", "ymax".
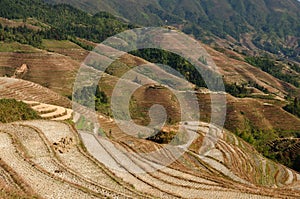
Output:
[{"xmin": 0, "ymin": 0, "xmax": 300, "ymax": 198}]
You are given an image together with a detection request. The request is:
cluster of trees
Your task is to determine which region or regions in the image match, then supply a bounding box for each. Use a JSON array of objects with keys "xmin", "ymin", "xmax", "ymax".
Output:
[
  {"xmin": 268, "ymin": 138, "xmax": 300, "ymax": 172},
  {"xmin": 0, "ymin": 24, "xmax": 95, "ymax": 50},
  {"xmin": 225, "ymin": 81, "xmax": 269, "ymax": 97},
  {"xmin": 146, "ymin": 129, "xmax": 187, "ymax": 145},
  {"xmin": 245, "ymin": 56, "xmax": 300, "ymax": 87},
  {"xmin": 234, "ymin": 116, "xmax": 300, "ymax": 172},
  {"xmin": 0, "ymin": 24, "xmax": 43, "ymax": 47},
  {"xmin": 290, "ymin": 62, "xmax": 300, "ymax": 73},
  {"xmin": 234, "ymin": 123, "xmax": 282, "ymax": 167},
  {"xmin": 149, "ymin": 0, "xmax": 297, "ymax": 59},
  {"xmin": 131, "ymin": 49, "xmax": 275, "ymax": 98},
  {"xmin": 73, "ymin": 85, "xmax": 110, "ymax": 115},
  {"xmin": 237, "ymin": 128, "xmax": 276, "ymax": 154},
  {"xmin": 252, "ymin": 37, "xmax": 299, "ymax": 60},
  {"xmin": 0, "ymin": 0, "xmax": 134, "ymax": 49},
  {"xmin": 292, "ymin": 155, "xmax": 300, "ymax": 171},
  {"xmin": 0, "ymin": 99, "xmax": 40, "ymax": 123},
  {"xmin": 225, "ymin": 83, "xmax": 250, "ymax": 97},
  {"xmin": 284, "ymin": 97, "xmax": 300, "ymax": 118},
  {"xmin": 46, "ymin": 0, "xmax": 300, "ymax": 52},
  {"xmin": 130, "ymin": 48, "xmax": 223, "ymax": 90},
  {"xmin": 189, "ymin": 1, "xmax": 299, "ymax": 59},
  {"xmin": 248, "ymin": 81, "xmax": 269, "ymax": 93}
]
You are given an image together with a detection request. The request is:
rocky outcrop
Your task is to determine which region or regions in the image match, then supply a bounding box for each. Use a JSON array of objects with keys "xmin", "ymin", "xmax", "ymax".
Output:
[{"xmin": 12, "ymin": 64, "xmax": 29, "ymax": 78}]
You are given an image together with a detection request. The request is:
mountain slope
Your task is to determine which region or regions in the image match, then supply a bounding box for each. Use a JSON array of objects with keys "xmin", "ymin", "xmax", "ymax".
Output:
[
  {"xmin": 1, "ymin": 0, "xmax": 300, "ymax": 172},
  {"xmin": 46, "ymin": 0, "xmax": 300, "ymax": 59},
  {"xmin": 0, "ymin": 0, "xmax": 134, "ymax": 46},
  {"xmin": 1, "ymin": 1, "xmax": 300, "ymax": 197}
]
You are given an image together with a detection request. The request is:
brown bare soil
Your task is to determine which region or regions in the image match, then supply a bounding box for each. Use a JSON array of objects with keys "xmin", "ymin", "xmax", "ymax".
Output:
[
  {"xmin": 0, "ymin": 77, "xmax": 71, "ymax": 107},
  {"xmin": 0, "ymin": 51, "xmax": 80, "ymax": 96},
  {"xmin": 0, "ymin": 39, "xmax": 300, "ymax": 198},
  {"xmin": 204, "ymin": 45, "xmax": 299, "ymax": 98},
  {"xmin": 130, "ymin": 84, "xmax": 181, "ymax": 126},
  {"xmin": 225, "ymin": 96, "xmax": 300, "ymax": 132},
  {"xmin": 0, "ymin": 92, "xmax": 299, "ymax": 198}
]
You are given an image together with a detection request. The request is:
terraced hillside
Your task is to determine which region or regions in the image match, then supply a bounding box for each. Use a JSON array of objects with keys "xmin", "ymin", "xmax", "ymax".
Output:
[
  {"xmin": 0, "ymin": 1, "xmax": 300, "ymax": 197},
  {"xmin": 0, "ymin": 68, "xmax": 299, "ymax": 198},
  {"xmin": 268, "ymin": 138, "xmax": 300, "ymax": 171},
  {"xmin": 0, "ymin": 50, "xmax": 80, "ymax": 96},
  {"xmin": 24, "ymin": 101, "xmax": 73, "ymax": 121},
  {"xmin": 0, "ymin": 14, "xmax": 299, "ymax": 99},
  {"xmin": 46, "ymin": 0, "xmax": 300, "ymax": 62},
  {"xmin": 1, "ymin": 23, "xmax": 300, "ymax": 168},
  {"xmin": 0, "ymin": 75, "xmax": 299, "ymax": 198},
  {"xmin": 205, "ymin": 46, "xmax": 299, "ymax": 98},
  {"xmin": 0, "ymin": 77, "xmax": 71, "ymax": 107},
  {"xmin": 0, "ymin": 118, "xmax": 299, "ymax": 198}
]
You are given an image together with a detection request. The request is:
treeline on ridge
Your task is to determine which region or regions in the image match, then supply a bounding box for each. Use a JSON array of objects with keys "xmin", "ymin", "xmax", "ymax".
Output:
[{"xmin": 0, "ymin": 0, "xmax": 135, "ymax": 49}]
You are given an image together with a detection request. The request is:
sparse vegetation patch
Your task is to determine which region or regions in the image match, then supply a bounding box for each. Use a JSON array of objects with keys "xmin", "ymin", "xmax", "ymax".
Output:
[{"xmin": 0, "ymin": 99, "xmax": 40, "ymax": 123}]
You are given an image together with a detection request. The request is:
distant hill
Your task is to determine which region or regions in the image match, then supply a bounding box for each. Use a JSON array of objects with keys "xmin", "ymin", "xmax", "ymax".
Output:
[{"xmin": 45, "ymin": 0, "xmax": 300, "ymax": 60}]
